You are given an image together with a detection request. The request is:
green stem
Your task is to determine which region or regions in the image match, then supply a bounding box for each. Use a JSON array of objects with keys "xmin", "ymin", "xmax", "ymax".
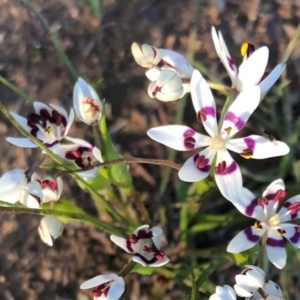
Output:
[
  {"xmin": 281, "ymin": 22, "xmax": 300, "ymax": 65},
  {"xmin": 118, "ymin": 260, "xmax": 136, "ymax": 277},
  {"xmin": 0, "ymin": 205, "xmax": 124, "ymax": 235},
  {"xmin": 0, "ymin": 74, "xmax": 33, "ymax": 105},
  {"xmin": 218, "ymin": 90, "xmax": 235, "ymax": 131},
  {"xmin": 23, "ymin": 0, "xmax": 79, "ymax": 80},
  {"xmin": 0, "ymin": 100, "xmax": 130, "ymax": 227}
]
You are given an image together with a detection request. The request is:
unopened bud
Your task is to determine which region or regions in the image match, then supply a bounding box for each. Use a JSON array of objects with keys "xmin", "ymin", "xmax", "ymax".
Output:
[
  {"xmin": 38, "ymin": 216, "xmax": 64, "ymax": 246},
  {"xmin": 131, "ymin": 42, "xmax": 161, "ymax": 68}
]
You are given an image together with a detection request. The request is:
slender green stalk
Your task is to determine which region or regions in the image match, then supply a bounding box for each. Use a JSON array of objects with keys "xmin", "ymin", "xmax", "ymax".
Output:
[
  {"xmin": 0, "ymin": 100, "xmax": 130, "ymax": 227},
  {"xmin": 23, "ymin": 0, "xmax": 79, "ymax": 80},
  {"xmin": 207, "ymin": 81, "xmax": 231, "ymax": 95},
  {"xmin": 218, "ymin": 90, "xmax": 235, "ymax": 131},
  {"xmin": 258, "ymin": 232, "xmax": 269, "ymax": 281},
  {"xmin": 0, "ymin": 74, "xmax": 33, "ymax": 105},
  {"xmin": 0, "ymin": 205, "xmax": 124, "ymax": 235},
  {"xmin": 118, "ymin": 260, "xmax": 136, "ymax": 277},
  {"xmin": 281, "ymin": 22, "xmax": 300, "ymax": 65}
]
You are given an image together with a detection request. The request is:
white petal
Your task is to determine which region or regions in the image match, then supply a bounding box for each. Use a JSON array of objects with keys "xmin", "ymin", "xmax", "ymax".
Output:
[
  {"xmin": 6, "ymin": 137, "xmax": 37, "ymax": 148},
  {"xmin": 259, "ymin": 64, "xmax": 285, "ymax": 95},
  {"xmin": 178, "ymin": 147, "xmax": 216, "ymax": 182},
  {"xmin": 234, "ymin": 284, "xmax": 253, "ymax": 297},
  {"xmin": 132, "ymin": 254, "xmax": 170, "ymax": 267},
  {"xmin": 226, "ymin": 135, "xmax": 289, "ymax": 159},
  {"xmin": 147, "ymin": 125, "xmax": 211, "ymax": 151},
  {"xmin": 214, "ymin": 149, "xmax": 242, "ymax": 202},
  {"xmin": 10, "ymin": 112, "xmax": 30, "ymax": 130},
  {"xmin": 280, "ymin": 223, "xmax": 300, "ymax": 248},
  {"xmin": 221, "ymin": 87, "xmax": 260, "ymax": 137},
  {"xmin": 33, "ymin": 102, "xmax": 52, "ymax": 115},
  {"xmin": 159, "ymin": 48, "xmax": 194, "ymax": 77},
  {"xmin": 263, "ymin": 280, "xmax": 283, "ymax": 297},
  {"xmin": 93, "ymin": 147, "xmax": 103, "ymax": 163},
  {"xmin": 65, "ymin": 108, "xmax": 74, "ymax": 136},
  {"xmin": 231, "ymin": 187, "xmax": 265, "ymax": 220},
  {"xmin": 236, "ymin": 47, "xmax": 269, "ymax": 91},
  {"xmin": 131, "ymin": 43, "xmax": 161, "ymax": 68},
  {"xmin": 56, "ymin": 177, "xmax": 64, "ymax": 199},
  {"xmin": 107, "ymin": 276, "xmax": 125, "ymax": 300},
  {"xmin": 262, "ymin": 179, "xmax": 285, "ymax": 214},
  {"xmin": 145, "ymin": 67, "xmax": 160, "ymax": 81},
  {"xmin": 77, "ymin": 167, "xmax": 99, "ymax": 180},
  {"xmin": 266, "ymin": 228, "xmax": 286, "ymax": 269},
  {"xmin": 227, "ymin": 225, "xmax": 266, "ymax": 253},
  {"xmin": 110, "ymin": 235, "xmax": 132, "ymax": 253},
  {"xmin": 80, "ymin": 273, "xmax": 119, "ymax": 289},
  {"xmin": 191, "ymin": 70, "xmax": 218, "ymax": 137}
]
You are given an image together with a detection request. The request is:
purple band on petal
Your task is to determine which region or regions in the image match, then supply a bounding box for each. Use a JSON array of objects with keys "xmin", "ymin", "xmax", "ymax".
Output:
[
  {"xmin": 266, "ymin": 237, "xmax": 284, "ymax": 248},
  {"xmin": 244, "ymin": 227, "xmax": 260, "ymax": 243},
  {"xmin": 224, "ymin": 112, "xmax": 245, "ymax": 131},
  {"xmin": 201, "ymin": 106, "xmax": 215, "ymax": 117},
  {"xmin": 126, "ymin": 240, "xmax": 134, "ymax": 253},
  {"xmin": 183, "ymin": 129, "xmax": 195, "ymax": 138},
  {"xmin": 133, "ymin": 253, "xmax": 157, "ymax": 265},
  {"xmin": 215, "ymin": 160, "xmax": 238, "ymax": 175},
  {"xmin": 193, "ymin": 154, "xmax": 211, "ymax": 172},
  {"xmin": 184, "ymin": 137, "xmax": 196, "ymax": 150},
  {"xmin": 227, "ymin": 57, "xmax": 236, "ymax": 71},
  {"xmin": 245, "ymin": 198, "xmax": 259, "ymax": 217},
  {"xmin": 289, "ymin": 227, "xmax": 300, "ymax": 244},
  {"xmin": 244, "ymin": 137, "xmax": 255, "ymax": 150}
]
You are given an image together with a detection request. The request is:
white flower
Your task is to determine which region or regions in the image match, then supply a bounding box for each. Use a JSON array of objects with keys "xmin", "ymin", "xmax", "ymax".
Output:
[
  {"xmin": 209, "ymin": 285, "xmax": 236, "ymax": 300},
  {"xmin": 211, "ymin": 27, "xmax": 285, "ymax": 94},
  {"xmin": 227, "ymin": 179, "xmax": 300, "ymax": 269},
  {"xmin": 38, "ymin": 216, "xmax": 64, "ymax": 246},
  {"xmin": 80, "ymin": 273, "xmax": 125, "ymax": 300},
  {"xmin": 147, "ymin": 70, "xmax": 289, "ymax": 201},
  {"xmin": 147, "ymin": 69, "xmax": 190, "ymax": 102},
  {"xmin": 0, "ymin": 169, "xmax": 43, "ymax": 208},
  {"xmin": 31, "ymin": 173, "xmax": 63, "ymax": 203},
  {"xmin": 245, "ymin": 280, "xmax": 283, "ymax": 300},
  {"xmin": 6, "ymin": 102, "xmax": 74, "ymax": 148},
  {"xmin": 52, "ymin": 137, "xmax": 103, "ymax": 180},
  {"xmin": 73, "ymin": 78, "xmax": 102, "ymax": 125},
  {"xmin": 131, "ymin": 42, "xmax": 161, "ymax": 68},
  {"xmin": 110, "ymin": 224, "xmax": 169, "ymax": 267}
]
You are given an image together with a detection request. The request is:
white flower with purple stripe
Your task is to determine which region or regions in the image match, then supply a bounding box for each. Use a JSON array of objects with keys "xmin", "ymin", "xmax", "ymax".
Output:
[
  {"xmin": 80, "ymin": 273, "xmax": 125, "ymax": 300},
  {"xmin": 227, "ymin": 179, "xmax": 300, "ymax": 269},
  {"xmin": 110, "ymin": 225, "xmax": 169, "ymax": 267},
  {"xmin": 147, "ymin": 70, "xmax": 289, "ymax": 201},
  {"xmin": 211, "ymin": 27, "xmax": 285, "ymax": 94},
  {"xmin": 6, "ymin": 102, "xmax": 74, "ymax": 148}
]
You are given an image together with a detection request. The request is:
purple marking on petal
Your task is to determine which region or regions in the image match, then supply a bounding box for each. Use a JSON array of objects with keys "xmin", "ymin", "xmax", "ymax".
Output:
[
  {"xmin": 183, "ymin": 129, "xmax": 195, "ymax": 138},
  {"xmin": 244, "ymin": 137, "xmax": 255, "ymax": 150},
  {"xmin": 227, "ymin": 57, "xmax": 236, "ymax": 71},
  {"xmin": 184, "ymin": 137, "xmax": 196, "ymax": 150},
  {"xmin": 224, "ymin": 112, "xmax": 245, "ymax": 130},
  {"xmin": 201, "ymin": 106, "xmax": 215, "ymax": 117},
  {"xmin": 289, "ymin": 227, "xmax": 300, "ymax": 244},
  {"xmin": 265, "ymin": 189, "xmax": 286, "ymax": 203},
  {"xmin": 126, "ymin": 240, "xmax": 134, "ymax": 253},
  {"xmin": 133, "ymin": 253, "xmax": 157, "ymax": 265},
  {"xmin": 245, "ymin": 198, "xmax": 259, "ymax": 217},
  {"xmin": 193, "ymin": 154, "xmax": 211, "ymax": 172},
  {"xmin": 244, "ymin": 227, "xmax": 260, "ymax": 243},
  {"xmin": 215, "ymin": 160, "xmax": 238, "ymax": 175},
  {"xmin": 283, "ymin": 201, "xmax": 297, "ymax": 219},
  {"xmin": 266, "ymin": 237, "xmax": 284, "ymax": 248}
]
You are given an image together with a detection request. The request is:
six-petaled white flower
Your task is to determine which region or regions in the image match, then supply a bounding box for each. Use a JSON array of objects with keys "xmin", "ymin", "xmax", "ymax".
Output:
[
  {"xmin": 80, "ymin": 273, "xmax": 125, "ymax": 300},
  {"xmin": 110, "ymin": 225, "xmax": 169, "ymax": 267},
  {"xmin": 52, "ymin": 137, "xmax": 103, "ymax": 180},
  {"xmin": 209, "ymin": 285, "xmax": 236, "ymax": 300},
  {"xmin": 73, "ymin": 77, "xmax": 102, "ymax": 125},
  {"xmin": 7, "ymin": 102, "xmax": 74, "ymax": 148},
  {"xmin": 38, "ymin": 216, "xmax": 64, "ymax": 246},
  {"xmin": 31, "ymin": 173, "xmax": 63, "ymax": 203},
  {"xmin": 0, "ymin": 169, "xmax": 43, "ymax": 208},
  {"xmin": 227, "ymin": 179, "xmax": 300, "ymax": 269},
  {"xmin": 211, "ymin": 27, "xmax": 285, "ymax": 94},
  {"xmin": 147, "ymin": 70, "xmax": 289, "ymax": 200}
]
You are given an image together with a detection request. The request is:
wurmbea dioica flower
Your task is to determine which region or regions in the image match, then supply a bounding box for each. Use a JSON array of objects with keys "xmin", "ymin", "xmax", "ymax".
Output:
[
  {"xmin": 6, "ymin": 102, "xmax": 74, "ymax": 148},
  {"xmin": 147, "ymin": 70, "xmax": 289, "ymax": 200},
  {"xmin": 52, "ymin": 137, "xmax": 103, "ymax": 180},
  {"xmin": 38, "ymin": 216, "xmax": 64, "ymax": 246},
  {"xmin": 110, "ymin": 225, "xmax": 169, "ymax": 267},
  {"xmin": 80, "ymin": 273, "xmax": 125, "ymax": 300},
  {"xmin": 227, "ymin": 179, "xmax": 300, "ymax": 269},
  {"xmin": 31, "ymin": 174, "xmax": 63, "ymax": 203},
  {"xmin": 209, "ymin": 285, "xmax": 236, "ymax": 300},
  {"xmin": 211, "ymin": 27, "xmax": 285, "ymax": 94},
  {"xmin": 131, "ymin": 42, "xmax": 161, "ymax": 68},
  {"xmin": 0, "ymin": 169, "xmax": 43, "ymax": 208},
  {"xmin": 73, "ymin": 77, "xmax": 102, "ymax": 125}
]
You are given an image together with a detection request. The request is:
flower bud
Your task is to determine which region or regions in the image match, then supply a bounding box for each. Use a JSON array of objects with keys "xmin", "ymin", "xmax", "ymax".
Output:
[
  {"xmin": 31, "ymin": 173, "xmax": 63, "ymax": 203},
  {"xmin": 159, "ymin": 49, "xmax": 194, "ymax": 77},
  {"xmin": 147, "ymin": 69, "xmax": 188, "ymax": 101},
  {"xmin": 131, "ymin": 42, "xmax": 161, "ymax": 68},
  {"xmin": 19, "ymin": 181, "xmax": 43, "ymax": 208},
  {"xmin": 73, "ymin": 78, "xmax": 102, "ymax": 125},
  {"xmin": 38, "ymin": 216, "xmax": 64, "ymax": 246}
]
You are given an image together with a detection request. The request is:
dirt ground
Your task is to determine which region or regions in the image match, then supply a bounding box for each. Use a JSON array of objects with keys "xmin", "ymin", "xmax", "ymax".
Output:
[{"xmin": 1, "ymin": 0, "xmax": 300, "ymax": 299}]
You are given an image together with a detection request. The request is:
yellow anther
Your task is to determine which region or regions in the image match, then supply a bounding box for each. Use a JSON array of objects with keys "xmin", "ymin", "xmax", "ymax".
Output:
[
  {"xmin": 45, "ymin": 126, "xmax": 52, "ymax": 134},
  {"xmin": 254, "ymin": 221, "xmax": 262, "ymax": 230},
  {"xmin": 224, "ymin": 127, "xmax": 232, "ymax": 135},
  {"xmin": 240, "ymin": 43, "xmax": 249, "ymax": 57}
]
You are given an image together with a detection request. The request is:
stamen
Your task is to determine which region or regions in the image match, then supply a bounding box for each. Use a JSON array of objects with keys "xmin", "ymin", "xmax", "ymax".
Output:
[
  {"xmin": 277, "ymin": 228, "xmax": 286, "ymax": 236},
  {"xmin": 215, "ymin": 161, "xmax": 226, "ymax": 174},
  {"xmin": 155, "ymin": 251, "xmax": 165, "ymax": 260},
  {"xmin": 240, "ymin": 148, "xmax": 253, "ymax": 159},
  {"xmin": 273, "ymin": 189, "xmax": 286, "ymax": 202},
  {"xmin": 193, "ymin": 154, "xmax": 210, "ymax": 171},
  {"xmin": 129, "ymin": 234, "xmax": 138, "ymax": 243},
  {"xmin": 223, "ymin": 127, "xmax": 232, "ymax": 135},
  {"xmin": 268, "ymin": 214, "xmax": 281, "ymax": 227},
  {"xmin": 257, "ymin": 197, "xmax": 268, "ymax": 207},
  {"xmin": 152, "ymin": 86, "xmax": 162, "ymax": 97},
  {"xmin": 45, "ymin": 126, "xmax": 52, "ymax": 134},
  {"xmin": 287, "ymin": 201, "xmax": 300, "ymax": 215},
  {"xmin": 196, "ymin": 110, "xmax": 206, "ymax": 122},
  {"xmin": 184, "ymin": 137, "xmax": 196, "ymax": 150},
  {"xmin": 254, "ymin": 221, "xmax": 262, "ymax": 230}
]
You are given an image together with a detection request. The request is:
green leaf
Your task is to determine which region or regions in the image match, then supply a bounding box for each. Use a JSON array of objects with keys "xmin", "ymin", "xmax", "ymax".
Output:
[
  {"xmin": 41, "ymin": 162, "xmax": 76, "ymax": 171},
  {"xmin": 42, "ymin": 199, "xmax": 86, "ymax": 223},
  {"xmin": 99, "ymin": 106, "xmax": 133, "ymax": 189},
  {"xmin": 131, "ymin": 264, "xmax": 156, "ymax": 276}
]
